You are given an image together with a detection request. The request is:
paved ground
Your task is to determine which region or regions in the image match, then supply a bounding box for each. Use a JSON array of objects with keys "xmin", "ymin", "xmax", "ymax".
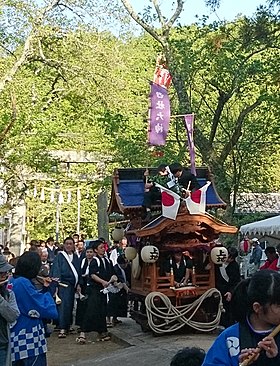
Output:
[{"xmin": 75, "ymin": 318, "xmax": 219, "ymax": 366}]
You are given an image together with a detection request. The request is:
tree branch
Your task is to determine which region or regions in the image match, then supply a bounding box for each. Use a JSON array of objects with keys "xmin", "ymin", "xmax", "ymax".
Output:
[
  {"xmin": 209, "ymin": 90, "xmax": 231, "ymax": 144},
  {"xmin": 0, "ymin": 93, "xmax": 17, "ymax": 145},
  {"xmin": 152, "ymin": 0, "xmax": 165, "ymax": 28},
  {"xmin": 165, "ymin": 0, "xmax": 184, "ymax": 34},
  {"xmin": 0, "ymin": 0, "xmax": 60, "ymax": 95},
  {"xmin": 218, "ymin": 97, "xmax": 263, "ymax": 164},
  {"xmin": 120, "ymin": 0, "xmax": 164, "ymax": 46}
]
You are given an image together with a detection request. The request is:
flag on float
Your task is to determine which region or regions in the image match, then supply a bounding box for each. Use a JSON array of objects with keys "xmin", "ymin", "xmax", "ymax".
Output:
[
  {"xmin": 148, "ymin": 82, "xmax": 170, "ymax": 146},
  {"xmin": 184, "ymin": 181, "xmax": 211, "ymax": 214},
  {"xmin": 184, "ymin": 114, "xmax": 196, "ymax": 176},
  {"xmin": 155, "ymin": 183, "xmax": 180, "ymax": 220}
]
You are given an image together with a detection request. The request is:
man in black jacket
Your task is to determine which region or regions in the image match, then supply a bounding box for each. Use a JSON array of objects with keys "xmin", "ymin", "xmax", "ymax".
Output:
[
  {"xmin": 169, "ymin": 162, "xmax": 200, "ymax": 194},
  {"xmin": 215, "ymin": 247, "xmax": 241, "ymax": 328}
]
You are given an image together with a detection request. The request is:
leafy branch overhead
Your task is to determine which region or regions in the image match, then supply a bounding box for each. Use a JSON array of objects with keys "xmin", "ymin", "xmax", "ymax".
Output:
[
  {"xmin": 0, "ymin": 0, "xmax": 279, "ymax": 240},
  {"xmin": 119, "ymin": 0, "xmax": 280, "ymax": 208}
]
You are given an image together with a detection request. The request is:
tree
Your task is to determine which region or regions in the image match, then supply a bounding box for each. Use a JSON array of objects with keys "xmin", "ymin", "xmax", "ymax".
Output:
[
  {"xmin": 0, "ymin": 0, "xmax": 132, "ymax": 247},
  {"xmin": 119, "ymin": 0, "xmax": 280, "ymax": 220}
]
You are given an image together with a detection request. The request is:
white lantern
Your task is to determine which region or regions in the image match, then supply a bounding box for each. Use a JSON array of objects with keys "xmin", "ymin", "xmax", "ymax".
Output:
[
  {"xmin": 210, "ymin": 246, "xmax": 228, "ymax": 264},
  {"xmin": 132, "ymin": 254, "xmax": 141, "ymax": 279},
  {"xmin": 141, "ymin": 245, "xmax": 159, "ymax": 263},
  {"xmin": 111, "ymin": 226, "xmax": 124, "ymax": 242},
  {"xmin": 125, "ymin": 247, "xmax": 137, "ymax": 261}
]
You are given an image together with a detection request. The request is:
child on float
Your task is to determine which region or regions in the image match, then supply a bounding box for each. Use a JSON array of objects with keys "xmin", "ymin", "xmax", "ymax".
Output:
[{"xmin": 202, "ymin": 269, "xmax": 280, "ymax": 366}]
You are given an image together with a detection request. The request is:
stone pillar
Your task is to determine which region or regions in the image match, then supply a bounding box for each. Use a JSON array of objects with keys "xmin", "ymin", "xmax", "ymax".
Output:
[
  {"xmin": 9, "ymin": 199, "xmax": 26, "ymax": 256},
  {"xmin": 97, "ymin": 190, "xmax": 109, "ymax": 242}
]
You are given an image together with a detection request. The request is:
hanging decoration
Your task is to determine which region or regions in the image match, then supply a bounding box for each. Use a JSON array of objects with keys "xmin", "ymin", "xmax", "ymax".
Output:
[
  {"xmin": 148, "ymin": 54, "xmax": 171, "ymax": 147},
  {"xmin": 40, "ymin": 188, "xmax": 45, "ymax": 201},
  {"xmin": 141, "ymin": 245, "xmax": 160, "ymax": 263},
  {"xmin": 148, "ymin": 82, "xmax": 170, "ymax": 146},
  {"xmin": 153, "ymin": 55, "xmax": 172, "ymax": 89},
  {"xmin": 111, "ymin": 226, "xmax": 125, "ymax": 242},
  {"xmin": 50, "ymin": 191, "xmax": 55, "ymax": 203},
  {"xmin": 240, "ymin": 238, "xmax": 250, "ymax": 254},
  {"xmin": 125, "ymin": 247, "xmax": 137, "ymax": 261},
  {"xmin": 30, "ymin": 184, "xmax": 92, "ymax": 204},
  {"xmin": 58, "ymin": 192, "xmax": 64, "ymax": 204},
  {"xmin": 210, "ymin": 246, "xmax": 228, "ymax": 264}
]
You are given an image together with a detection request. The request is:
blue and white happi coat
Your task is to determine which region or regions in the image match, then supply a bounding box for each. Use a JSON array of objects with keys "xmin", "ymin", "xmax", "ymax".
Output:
[
  {"xmin": 10, "ymin": 276, "xmax": 58, "ymax": 362},
  {"xmin": 202, "ymin": 322, "xmax": 280, "ymax": 366}
]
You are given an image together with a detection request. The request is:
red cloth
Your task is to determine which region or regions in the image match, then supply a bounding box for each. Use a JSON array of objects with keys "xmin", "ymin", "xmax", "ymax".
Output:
[
  {"xmin": 153, "ymin": 66, "xmax": 172, "ymax": 89},
  {"xmin": 260, "ymin": 258, "xmax": 278, "ymax": 271}
]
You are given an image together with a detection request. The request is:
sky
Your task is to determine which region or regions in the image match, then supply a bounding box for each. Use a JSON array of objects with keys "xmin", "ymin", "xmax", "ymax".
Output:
[{"xmin": 130, "ymin": 0, "xmax": 268, "ymax": 25}]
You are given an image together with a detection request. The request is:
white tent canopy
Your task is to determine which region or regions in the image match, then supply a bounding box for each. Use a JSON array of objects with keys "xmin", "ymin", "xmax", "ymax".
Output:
[{"xmin": 240, "ymin": 215, "xmax": 280, "ymax": 236}]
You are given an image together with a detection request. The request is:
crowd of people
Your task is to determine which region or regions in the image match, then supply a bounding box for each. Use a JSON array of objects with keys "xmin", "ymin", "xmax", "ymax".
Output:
[
  {"xmin": 0, "ymin": 234, "xmax": 131, "ymax": 365},
  {"xmin": 1, "ymin": 233, "xmax": 280, "ymax": 365}
]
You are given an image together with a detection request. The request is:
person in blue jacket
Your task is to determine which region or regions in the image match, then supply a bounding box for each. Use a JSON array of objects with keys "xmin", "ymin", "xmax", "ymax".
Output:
[
  {"xmin": 0, "ymin": 255, "xmax": 19, "ymax": 366},
  {"xmin": 202, "ymin": 269, "xmax": 280, "ymax": 366},
  {"xmin": 10, "ymin": 251, "xmax": 58, "ymax": 366}
]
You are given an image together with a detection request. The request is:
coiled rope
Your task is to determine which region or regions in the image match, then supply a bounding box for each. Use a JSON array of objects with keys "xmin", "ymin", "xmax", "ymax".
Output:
[{"xmin": 145, "ymin": 288, "xmax": 223, "ymax": 334}]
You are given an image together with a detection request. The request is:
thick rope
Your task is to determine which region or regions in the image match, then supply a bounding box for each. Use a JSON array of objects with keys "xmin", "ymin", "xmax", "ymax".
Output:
[{"xmin": 145, "ymin": 288, "xmax": 223, "ymax": 334}]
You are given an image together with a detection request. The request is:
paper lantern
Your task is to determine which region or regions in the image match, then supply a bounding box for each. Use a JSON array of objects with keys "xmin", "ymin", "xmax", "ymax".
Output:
[
  {"xmin": 132, "ymin": 254, "xmax": 141, "ymax": 279},
  {"xmin": 141, "ymin": 245, "xmax": 159, "ymax": 263},
  {"xmin": 125, "ymin": 247, "xmax": 137, "ymax": 261},
  {"xmin": 111, "ymin": 226, "xmax": 124, "ymax": 242},
  {"xmin": 210, "ymin": 246, "xmax": 228, "ymax": 264},
  {"xmin": 240, "ymin": 239, "xmax": 250, "ymax": 254}
]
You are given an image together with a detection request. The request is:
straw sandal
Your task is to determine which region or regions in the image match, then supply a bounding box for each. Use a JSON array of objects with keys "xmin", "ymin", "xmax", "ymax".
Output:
[
  {"xmin": 112, "ymin": 319, "xmax": 122, "ymax": 326},
  {"xmin": 58, "ymin": 330, "xmax": 66, "ymax": 338},
  {"xmin": 76, "ymin": 335, "xmax": 87, "ymax": 344},
  {"xmin": 97, "ymin": 334, "xmax": 111, "ymax": 342}
]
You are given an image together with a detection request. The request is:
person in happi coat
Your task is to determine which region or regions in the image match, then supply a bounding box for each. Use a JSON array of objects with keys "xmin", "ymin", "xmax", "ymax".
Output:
[
  {"xmin": 169, "ymin": 162, "xmax": 200, "ymax": 196},
  {"xmin": 45, "ymin": 237, "xmax": 57, "ymax": 266},
  {"xmin": 0, "ymin": 255, "xmax": 19, "ymax": 366},
  {"xmin": 107, "ymin": 255, "xmax": 130, "ymax": 326},
  {"xmin": 215, "ymin": 247, "xmax": 241, "ymax": 328},
  {"xmin": 79, "ymin": 239, "xmax": 113, "ymax": 342},
  {"xmin": 165, "ymin": 249, "xmax": 193, "ymax": 288},
  {"xmin": 10, "ymin": 251, "xmax": 57, "ymax": 366},
  {"xmin": 51, "ymin": 236, "xmax": 81, "ymax": 338},
  {"xmin": 260, "ymin": 246, "xmax": 278, "ymax": 271},
  {"xmin": 75, "ymin": 244, "xmax": 95, "ymax": 331}
]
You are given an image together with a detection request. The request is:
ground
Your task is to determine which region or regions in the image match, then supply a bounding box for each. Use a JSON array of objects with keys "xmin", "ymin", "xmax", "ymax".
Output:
[
  {"xmin": 47, "ymin": 328, "xmax": 123, "ymax": 366},
  {"xmin": 45, "ymin": 319, "xmax": 218, "ymax": 366}
]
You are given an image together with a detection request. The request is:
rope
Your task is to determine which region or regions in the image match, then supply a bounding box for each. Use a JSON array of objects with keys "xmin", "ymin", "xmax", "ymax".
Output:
[{"xmin": 145, "ymin": 288, "xmax": 223, "ymax": 334}]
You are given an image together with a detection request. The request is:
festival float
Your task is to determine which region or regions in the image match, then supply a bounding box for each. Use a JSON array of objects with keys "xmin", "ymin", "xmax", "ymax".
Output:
[
  {"xmin": 108, "ymin": 167, "xmax": 237, "ymax": 334},
  {"xmin": 107, "ymin": 55, "xmax": 238, "ymax": 334}
]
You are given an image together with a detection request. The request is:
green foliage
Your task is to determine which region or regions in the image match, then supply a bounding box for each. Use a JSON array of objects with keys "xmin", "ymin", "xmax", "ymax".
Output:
[{"xmin": 0, "ymin": 0, "xmax": 279, "ymax": 241}]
